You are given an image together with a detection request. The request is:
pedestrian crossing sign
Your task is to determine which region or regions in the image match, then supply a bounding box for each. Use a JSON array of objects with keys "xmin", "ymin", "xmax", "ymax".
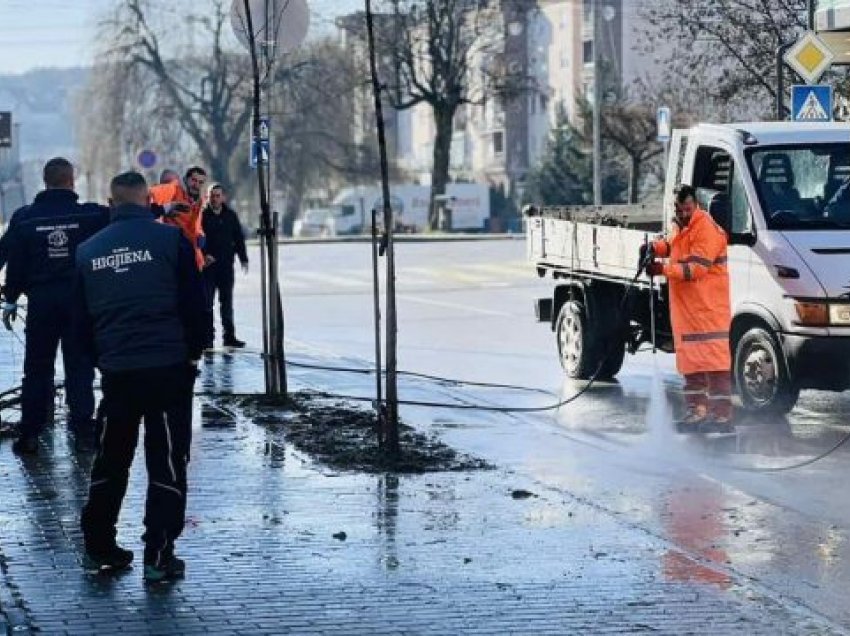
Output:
[{"xmin": 791, "ymin": 85, "xmax": 833, "ymax": 122}]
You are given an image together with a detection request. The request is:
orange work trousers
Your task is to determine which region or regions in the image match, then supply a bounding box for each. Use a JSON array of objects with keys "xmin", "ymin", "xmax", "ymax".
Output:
[{"xmin": 683, "ymin": 371, "xmax": 733, "ymax": 420}]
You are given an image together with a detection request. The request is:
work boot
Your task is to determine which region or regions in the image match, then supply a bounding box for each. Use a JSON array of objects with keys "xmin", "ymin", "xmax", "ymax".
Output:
[
  {"xmin": 699, "ymin": 416, "xmax": 736, "ymax": 434},
  {"xmin": 83, "ymin": 545, "xmax": 134, "ymax": 573},
  {"xmin": 223, "ymin": 337, "xmax": 245, "ymax": 348},
  {"xmin": 144, "ymin": 555, "xmax": 186, "ymax": 583},
  {"xmin": 12, "ymin": 435, "xmax": 38, "ymax": 456},
  {"xmin": 674, "ymin": 407, "xmax": 708, "ymax": 434}
]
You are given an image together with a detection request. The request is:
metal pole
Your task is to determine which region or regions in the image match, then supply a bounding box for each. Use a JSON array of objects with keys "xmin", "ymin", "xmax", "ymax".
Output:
[
  {"xmin": 371, "ymin": 208, "xmax": 384, "ymax": 447},
  {"xmin": 592, "ymin": 0, "xmax": 602, "ymax": 206},
  {"xmin": 243, "ymin": 0, "xmax": 278, "ymax": 395},
  {"xmin": 809, "ymin": 0, "xmax": 816, "ymax": 30},
  {"xmin": 776, "ymin": 42, "xmax": 793, "ymax": 121},
  {"xmin": 366, "ymin": 0, "xmax": 399, "ymax": 456}
]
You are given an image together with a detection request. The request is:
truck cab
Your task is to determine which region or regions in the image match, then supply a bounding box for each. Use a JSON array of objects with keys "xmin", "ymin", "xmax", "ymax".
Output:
[{"xmin": 674, "ymin": 122, "xmax": 850, "ymax": 412}]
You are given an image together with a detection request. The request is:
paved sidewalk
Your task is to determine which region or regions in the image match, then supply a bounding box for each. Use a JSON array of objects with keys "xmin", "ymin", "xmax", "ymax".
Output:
[{"xmin": 0, "ymin": 352, "xmax": 841, "ymax": 634}]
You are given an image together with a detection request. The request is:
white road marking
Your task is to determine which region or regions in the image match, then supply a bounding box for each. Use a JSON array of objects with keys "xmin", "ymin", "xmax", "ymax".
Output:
[{"xmin": 396, "ymin": 294, "xmax": 512, "ymax": 316}]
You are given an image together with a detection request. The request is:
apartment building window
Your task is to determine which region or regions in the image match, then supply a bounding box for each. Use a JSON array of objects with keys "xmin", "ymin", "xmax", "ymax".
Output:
[
  {"xmin": 540, "ymin": 94, "xmax": 549, "ymax": 113},
  {"xmin": 493, "ymin": 131, "xmax": 504, "ymax": 156},
  {"xmin": 529, "ymin": 94, "xmax": 536, "ymax": 115},
  {"xmin": 583, "ymin": 40, "xmax": 593, "ymax": 65}
]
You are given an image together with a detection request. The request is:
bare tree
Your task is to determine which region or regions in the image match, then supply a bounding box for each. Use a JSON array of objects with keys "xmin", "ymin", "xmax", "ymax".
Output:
[
  {"xmin": 262, "ymin": 37, "xmax": 398, "ymax": 233},
  {"xmin": 92, "ymin": 0, "xmax": 253, "ymax": 193},
  {"xmin": 641, "ymin": 0, "xmax": 808, "ymax": 115},
  {"xmin": 379, "ymin": 0, "xmax": 531, "ymax": 228}
]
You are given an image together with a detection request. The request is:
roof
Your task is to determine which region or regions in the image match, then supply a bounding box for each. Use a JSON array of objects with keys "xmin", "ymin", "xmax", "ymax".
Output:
[{"xmin": 694, "ymin": 121, "xmax": 850, "ymax": 145}]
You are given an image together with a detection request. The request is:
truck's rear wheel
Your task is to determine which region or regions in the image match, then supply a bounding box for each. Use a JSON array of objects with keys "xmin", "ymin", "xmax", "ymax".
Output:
[
  {"xmin": 557, "ymin": 301, "xmax": 602, "ymax": 379},
  {"xmin": 734, "ymin": 326, "xmax": 799, "ymax": 415}
]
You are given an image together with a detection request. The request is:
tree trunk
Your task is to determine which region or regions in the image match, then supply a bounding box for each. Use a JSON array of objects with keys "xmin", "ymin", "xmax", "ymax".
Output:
[
  {"xmin": 629, "ymin": 155, "xmax": 641, "ymax": 204},
  {"xmin": 429, "ymin": 105, "xmax": 455, "ymax": 231}
]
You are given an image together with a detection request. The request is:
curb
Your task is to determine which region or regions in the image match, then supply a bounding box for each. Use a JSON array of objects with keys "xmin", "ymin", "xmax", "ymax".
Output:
[{"xmin": 246, "ymin": 233, "xmax": 525, "ymax": 246}]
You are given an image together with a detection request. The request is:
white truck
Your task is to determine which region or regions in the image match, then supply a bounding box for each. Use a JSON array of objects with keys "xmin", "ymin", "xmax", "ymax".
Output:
[
  {"xmin": 293, "ymin": 183, "xmax": 491, "ymax": 237},
  {"xmin": 527, "ymin": 122, "xmax": 850, "ymax": 414}
]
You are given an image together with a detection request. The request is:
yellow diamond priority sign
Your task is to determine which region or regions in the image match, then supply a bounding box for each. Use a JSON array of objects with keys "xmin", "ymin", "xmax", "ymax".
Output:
[{"xmin": 785, "ymin": 31, "xmax": 835, "ymax": 84}]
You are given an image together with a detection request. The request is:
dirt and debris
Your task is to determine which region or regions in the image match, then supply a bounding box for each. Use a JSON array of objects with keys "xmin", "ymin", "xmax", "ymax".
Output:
[
  {"xmin": 511, "ymin": 489, "xmax": 537, "ymax": 500},
  {"xmin": 227, "ymin": 391, "xmax": 492, "ymax": 474},
  {"xmin": 332, "ymin": 531, "xmax": 347, "ymax": 542}
]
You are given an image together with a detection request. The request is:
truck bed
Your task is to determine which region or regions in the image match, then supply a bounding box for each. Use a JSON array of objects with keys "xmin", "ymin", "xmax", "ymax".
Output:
[{"xmin": 526, "ymin": 204, "xmax": 664, "ymax": 284}]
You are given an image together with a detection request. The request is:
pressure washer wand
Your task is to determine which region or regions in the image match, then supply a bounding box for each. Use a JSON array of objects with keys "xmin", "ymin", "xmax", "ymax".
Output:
[{"xmin": 643, "ymin": 237, "xmax": 658, "ymax": 355}]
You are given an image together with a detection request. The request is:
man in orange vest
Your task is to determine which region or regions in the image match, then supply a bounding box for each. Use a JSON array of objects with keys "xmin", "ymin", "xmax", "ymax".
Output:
[
  {"xmin": 643, "ymin": 185, "xmax": 733, "ymax": 431},
  {"xmin": 149, "ymin": 166, "xmax": 208, "ymax": 271}
]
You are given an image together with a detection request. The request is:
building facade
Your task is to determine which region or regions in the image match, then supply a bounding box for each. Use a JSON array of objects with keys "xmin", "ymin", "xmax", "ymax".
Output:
[{"xmin": 336, "ymin": 0, "xmax": 654, "ymax": 205}]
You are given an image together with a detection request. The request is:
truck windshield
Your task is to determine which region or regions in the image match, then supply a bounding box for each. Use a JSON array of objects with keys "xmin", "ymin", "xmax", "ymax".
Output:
[{"xmin": 747, "ymin": 144, "xmax": 850, "ymax": 230}]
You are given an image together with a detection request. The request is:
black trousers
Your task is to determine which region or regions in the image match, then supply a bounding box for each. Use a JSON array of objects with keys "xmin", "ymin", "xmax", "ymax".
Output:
[
  {"xmin": 204, "ymin": 264, "xmax": 235, "ymax": 343},
  {"xmin": 81, "ymin": 363, "xmax": 195, "ymax": 566},
  {"xmin": 21, "ymin": 294, "xmax": 95, "ymax": 438}
]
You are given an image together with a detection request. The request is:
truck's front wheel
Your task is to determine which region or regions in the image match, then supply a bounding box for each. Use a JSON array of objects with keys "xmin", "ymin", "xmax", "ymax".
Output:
[
  {"xmin": 557, "ymin": 301, "xmax": 600, "ymax": 379},
  {"xmin": 734, "ymin": 327, "xmax": 799, "ymax": 415}
]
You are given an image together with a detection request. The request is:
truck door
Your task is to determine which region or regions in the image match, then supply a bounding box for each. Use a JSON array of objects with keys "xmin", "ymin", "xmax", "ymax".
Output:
[{"xmin": 690, "ymin": 144, "xmax": 754, "ymax": 311}]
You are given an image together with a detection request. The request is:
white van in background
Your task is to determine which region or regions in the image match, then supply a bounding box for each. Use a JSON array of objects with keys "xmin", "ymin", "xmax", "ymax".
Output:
[{"xmin": 293, "ymin": 183, "xmax": 491, "ymax": 237}]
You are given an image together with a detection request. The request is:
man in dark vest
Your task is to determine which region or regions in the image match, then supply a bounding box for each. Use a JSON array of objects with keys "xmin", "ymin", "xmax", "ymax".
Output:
[
  {"xmin": 74, "ymin": 171, "xmax": 206, "ymax": 581},
  {"xmin": 2, "ymin": 157, "xmax": 109, "ymax": 454}
]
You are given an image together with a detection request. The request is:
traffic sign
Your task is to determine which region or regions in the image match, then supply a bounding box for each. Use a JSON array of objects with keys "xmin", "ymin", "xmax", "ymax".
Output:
[
  {"xmin": 136, "ymin": 149, "xmax": 158, "ymax": 170},
  {"xmin": 0, "ymin": 112, "xmax": 11, "ymax": 148},
  {"xmin": 791, "ymin": 84, "xmax": 834, "ymax": 122},
  {"xmin": 785, "ymin": 31, "xmax": 835, "ymax": 84},
  {"xmin": 250, "ymin": 138, "xmax": 269, "ymax": 167},
  {"xmin": 257, "ymin": 117, "xmax": 270, "ymax": 141},
  {"xmin": 656, "ymin": 107, "xmax": 671, "ymax": 143}
]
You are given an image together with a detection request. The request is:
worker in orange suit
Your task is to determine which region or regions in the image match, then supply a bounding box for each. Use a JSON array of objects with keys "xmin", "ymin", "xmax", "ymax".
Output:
[
  {"xmin": 641, "ymin": 184, "xmax": 733, "ymax": 431},
  {"xmin": 149, "ymin": 166, "xmax": 208, "ymax": 271}
]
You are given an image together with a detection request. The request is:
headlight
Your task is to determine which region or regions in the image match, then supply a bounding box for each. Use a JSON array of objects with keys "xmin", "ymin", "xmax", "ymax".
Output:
[{"xmin": 829, "ymin": 304, "xmax": 850, "ymax": 325}]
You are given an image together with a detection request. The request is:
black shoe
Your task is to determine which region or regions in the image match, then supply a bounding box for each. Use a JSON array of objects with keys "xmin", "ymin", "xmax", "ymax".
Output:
[
  {"xmin": 223, "ymin": 337, "xmax": 245, "ymax": 348},
  {"xmin": 12, "ymin": 435, "xmax": 38, "ymax": 456},
  {"xmin": 83, "ymin": 545, "xmax": 134, "ymax": 572},
  {"xmin": 144, "ymin": 556, "xmax": 185, "ymax": 583}
]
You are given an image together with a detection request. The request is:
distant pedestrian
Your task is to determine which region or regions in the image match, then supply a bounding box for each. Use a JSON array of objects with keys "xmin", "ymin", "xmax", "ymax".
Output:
[
  {"xmin": 159, "ymin": 169, "xmax": 180, "ymax": 185},
  {"xmin": 2, "ymin": 157, "xmax": 109, "ymax": 454},
  {"xmin": 75, "ymin": 171, "xmax": 206, "ymax": 581},
  {"xmin": 201, "ymin": 183, "xmax": 248, "ymax": 349}
]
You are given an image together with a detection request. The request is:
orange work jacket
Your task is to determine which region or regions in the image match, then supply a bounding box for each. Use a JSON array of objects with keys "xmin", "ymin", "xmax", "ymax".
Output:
[
  {"xmin": 149, "ymin": 181, "xmax": 206, "ymax": 270},
  {"xmin": 652, "ymin": 208, "xmax": 731, "ymax": 376}
]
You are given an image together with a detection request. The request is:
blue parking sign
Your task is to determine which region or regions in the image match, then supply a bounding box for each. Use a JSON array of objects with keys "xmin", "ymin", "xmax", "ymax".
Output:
[{"xmin": 791, "ymin": 85, "xmax": 833, "ymax": 122}]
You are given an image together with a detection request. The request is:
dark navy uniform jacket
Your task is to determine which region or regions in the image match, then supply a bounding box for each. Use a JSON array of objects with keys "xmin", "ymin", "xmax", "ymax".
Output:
[
  {"xmin": 73, "ymin": 204, "xmax": 207, "ymax": 372},
  {"xmin": 3, "ymin": 189, "xmax": 109, "ymax": 303}
]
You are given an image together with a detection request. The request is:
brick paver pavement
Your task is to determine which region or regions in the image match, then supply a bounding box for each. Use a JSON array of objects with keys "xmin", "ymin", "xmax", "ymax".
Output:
[{"xmin": 0, "ymin": 350, "xmax": 841, "ymax": 634}]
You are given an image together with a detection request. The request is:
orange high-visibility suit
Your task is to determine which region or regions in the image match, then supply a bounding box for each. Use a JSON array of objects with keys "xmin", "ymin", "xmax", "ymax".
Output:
[
  {"xmin": 149, "ymin": 181, "xmax": 206, "ymax": 270},
  {"xmin": 653, "ymin": 207, "xmax": 732, "ymax": 420}
]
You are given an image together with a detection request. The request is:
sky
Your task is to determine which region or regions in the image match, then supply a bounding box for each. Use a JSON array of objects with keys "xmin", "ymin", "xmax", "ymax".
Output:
[{"xmin": 0, "ymin": 0, "xmax": 362, "ymax": 75}]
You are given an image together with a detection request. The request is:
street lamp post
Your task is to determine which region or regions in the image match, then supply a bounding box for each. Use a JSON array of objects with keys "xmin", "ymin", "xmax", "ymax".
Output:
[{"xmin": 592, "ymin": 0, "xmax": 602, "ymax": 207}]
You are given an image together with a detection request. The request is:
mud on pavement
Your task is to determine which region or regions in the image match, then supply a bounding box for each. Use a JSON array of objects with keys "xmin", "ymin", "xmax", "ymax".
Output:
[{"xmin": 222, "ymin": 391, "xmax": 492, "ymax": 473}]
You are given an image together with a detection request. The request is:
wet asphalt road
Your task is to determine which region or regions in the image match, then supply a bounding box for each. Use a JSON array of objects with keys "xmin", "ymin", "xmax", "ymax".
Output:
[{"xmin": 234, "ymin": 237, "xmax": 850, "ymax": 628}]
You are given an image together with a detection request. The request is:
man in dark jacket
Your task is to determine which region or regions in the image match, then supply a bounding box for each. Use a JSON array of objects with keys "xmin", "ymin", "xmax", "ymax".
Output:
[
  {"xmin": 201, "ymin": 183, "xmax": 248, "ymax": 348},
  {"xmin": 74, "ymin": 171, "xmax": 206, "ymax": 581},
  {"xmin": 2, "ymin": 157, "xmax": 109, "ymax": 454}
]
